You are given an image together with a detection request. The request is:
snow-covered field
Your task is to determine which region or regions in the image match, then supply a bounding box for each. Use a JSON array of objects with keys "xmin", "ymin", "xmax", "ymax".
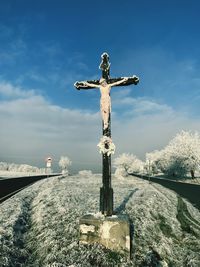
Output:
[{"xmin": 0, "ymin": 174, "xmax": 200, "ymax": 267}]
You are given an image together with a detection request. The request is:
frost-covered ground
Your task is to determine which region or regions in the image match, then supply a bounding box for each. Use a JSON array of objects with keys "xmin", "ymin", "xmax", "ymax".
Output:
[{"xmin": 0, "ymin": 174, "xmax": 200, "ymax": 267}]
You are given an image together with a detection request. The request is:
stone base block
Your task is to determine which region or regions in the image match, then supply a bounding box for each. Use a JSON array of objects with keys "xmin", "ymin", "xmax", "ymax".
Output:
[{"xmin": 79, "ymin": 214, "xmax": 131, "ymax": 257}]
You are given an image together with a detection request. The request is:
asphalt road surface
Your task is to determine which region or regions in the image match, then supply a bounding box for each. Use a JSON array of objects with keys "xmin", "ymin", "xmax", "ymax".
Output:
[
  {"xmin": 134, "ymin": 174, "xmax": 200, "ymax": 210},
  {"xmin": 0, "ymin": 174, "xmax": 60, "ymax": 203}
]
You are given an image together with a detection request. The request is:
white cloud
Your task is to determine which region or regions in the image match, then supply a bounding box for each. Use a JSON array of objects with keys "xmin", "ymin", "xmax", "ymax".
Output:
[
  {"xmin": 0, "ymin": 81, "xmax": 200, "ymax": 172},
  {"xmin": 112, "ymin": 88, "xmax": 173, "ymax": 116},
  {"xmin": 0, "ymin": 82, "xmax": 100, "ymax": 171},
  {"xmin": 133, "ymin": 99, "xmax": 172, "ymax": 114},
  {"xmin": 0, "ymin": 82, "xmax": 35, "ymax": 98}
]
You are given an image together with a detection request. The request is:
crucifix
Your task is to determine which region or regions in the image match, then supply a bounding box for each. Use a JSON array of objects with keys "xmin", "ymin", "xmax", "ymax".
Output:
[{"xmin": 74, "ymin": 52, "xmax": 139, "ymax": 216}]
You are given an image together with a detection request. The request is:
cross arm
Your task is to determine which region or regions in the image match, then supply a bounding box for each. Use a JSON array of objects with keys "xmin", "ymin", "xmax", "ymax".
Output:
[
  {"xmin": 108, "ymin": 75, "xmax": 139, "ymax": 87},
  {"xmin": 74, "ymin": 80, "xmax": 100, "ymax": 90}
]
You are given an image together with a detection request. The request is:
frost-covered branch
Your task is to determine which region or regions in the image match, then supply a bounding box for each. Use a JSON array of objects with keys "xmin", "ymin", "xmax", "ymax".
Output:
[{"xmin": 58, "ymin": 156, "xmax": 72, "ymax": 175}]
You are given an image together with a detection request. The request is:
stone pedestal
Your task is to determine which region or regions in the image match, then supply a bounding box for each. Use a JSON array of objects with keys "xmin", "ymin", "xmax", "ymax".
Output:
[{"xmin": 79, "ymin": 214, "xmax": 131, "ymax": 257}]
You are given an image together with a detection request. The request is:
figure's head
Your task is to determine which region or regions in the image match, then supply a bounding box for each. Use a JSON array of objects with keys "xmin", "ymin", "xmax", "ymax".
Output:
[
  {"xmin": 99, "ymin": 78, "xmax": 107, "ymax": 86},
  {"xmin": 101, "ymin": 52, "xmax": 109, "ymax": 61}
]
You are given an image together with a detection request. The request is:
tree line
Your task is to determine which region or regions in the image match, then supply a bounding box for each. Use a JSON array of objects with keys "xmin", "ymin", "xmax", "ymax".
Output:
[
  {"xmin": 0, "ymin": 162, "xmax": 46, "ymax": 174},
  {"xmin": 114, "ymin": 131, "xmax": 200, "ymax": 179}
]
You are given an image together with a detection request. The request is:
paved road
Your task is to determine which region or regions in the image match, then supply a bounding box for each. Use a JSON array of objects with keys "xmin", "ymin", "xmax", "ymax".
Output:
[
  {"xmin": 133, "ymin": 174, "xmax": 200, "ymax": 210},
  {"xmin": 0, "ymin": 174, "xmax": 61, "ymax": 203}
]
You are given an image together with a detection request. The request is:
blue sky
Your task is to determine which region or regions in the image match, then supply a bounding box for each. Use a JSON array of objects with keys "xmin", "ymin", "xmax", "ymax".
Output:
[{"xmin": 0, "ymin": 0, "xmax": 200, "ymax": 172}]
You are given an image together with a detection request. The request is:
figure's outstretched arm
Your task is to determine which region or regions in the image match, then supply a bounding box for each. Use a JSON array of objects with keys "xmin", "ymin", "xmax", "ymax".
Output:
[
  {"xmin": 110, "ymin": 77, "xmax": 128, "ymax": 87},
  {"xmin": 83, "ymin": 81, "xmax": 99, "ymax": 88}
]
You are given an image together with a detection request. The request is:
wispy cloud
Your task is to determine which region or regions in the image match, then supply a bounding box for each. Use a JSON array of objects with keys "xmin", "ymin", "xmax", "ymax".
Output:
[
  {"xmin": 112, "ymin": 89, "xmax": 173, "ymax": 117},
  {"xmin": 115, "ymin": 46, "xmax": 200, "ymax": 104},
  {"xmin": 111, "ymin": 80, "xmax": 200, "ymax": 159},
  {"xmin": 0, "ymin": 37, "xmax": 27, "ymax": 66},
  {"xmin": 0, "ymin": 24, "xmax": 13, "ymax": 39}
]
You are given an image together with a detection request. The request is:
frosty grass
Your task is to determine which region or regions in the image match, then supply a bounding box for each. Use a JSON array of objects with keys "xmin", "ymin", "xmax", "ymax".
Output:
[{"xmin": 0, "ymin": 174, "xmax": 200, "ymax": 267}]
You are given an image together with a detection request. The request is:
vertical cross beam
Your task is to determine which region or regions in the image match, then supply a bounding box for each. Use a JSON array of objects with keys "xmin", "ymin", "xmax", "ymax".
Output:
[
  {"xmin": 74, "ymin": 52, "xmax": 139, "ymax": 217},
  {"xmin": 99, "ymin": 53, "xmax": 113, "ymax": 216}
]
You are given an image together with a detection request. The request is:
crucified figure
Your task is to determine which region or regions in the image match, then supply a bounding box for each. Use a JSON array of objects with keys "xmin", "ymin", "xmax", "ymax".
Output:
[{"xmin": 79, "ymin": 77, "xmax": 128, "ymax": 130}]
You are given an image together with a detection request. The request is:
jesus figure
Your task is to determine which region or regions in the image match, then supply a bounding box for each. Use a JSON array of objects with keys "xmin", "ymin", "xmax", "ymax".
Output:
[{"xmin": 78, "ymin": 77, "xmax": 128, "ymax": 130}]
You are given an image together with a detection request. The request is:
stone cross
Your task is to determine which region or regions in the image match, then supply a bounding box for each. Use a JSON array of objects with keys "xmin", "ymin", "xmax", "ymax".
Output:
[{"xmin": 74, "ymin": 52, "xmax": 139, "ymax": 216}]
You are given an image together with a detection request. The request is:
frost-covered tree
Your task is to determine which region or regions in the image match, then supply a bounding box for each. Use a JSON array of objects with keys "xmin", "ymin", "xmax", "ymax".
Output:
[
  {"xmin": 164, "ymin": 131, "xmax": 200, "ymax": 178},
  {"xmin": 114, "ymin": 153, "xmax": 143, "ymax": 178},
  {"xmin": 58, "ymin": 156, "xmax": 72, "ymax": 175},
  {"xmin": 145, "ymin": 131, "xmax": 200, "ymax": 178},
  {"xmin": 145, "ymin": 150, "xmax": 163, "ymax": 176},
  {"xmin": 0, "ymin": 162, "xmax": 9, "ymax": 171}
]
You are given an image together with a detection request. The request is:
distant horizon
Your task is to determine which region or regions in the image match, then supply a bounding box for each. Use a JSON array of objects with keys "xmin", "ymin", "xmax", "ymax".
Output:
[{"xmin": 0, "ymin": 159, "xmax": 113, "ymax": 174}]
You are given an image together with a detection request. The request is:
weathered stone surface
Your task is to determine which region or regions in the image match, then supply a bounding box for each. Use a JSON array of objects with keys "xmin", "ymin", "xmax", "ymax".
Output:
[{"xmin": 79, "ymin": 214, "xmax": 131, "ymax": 256}]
